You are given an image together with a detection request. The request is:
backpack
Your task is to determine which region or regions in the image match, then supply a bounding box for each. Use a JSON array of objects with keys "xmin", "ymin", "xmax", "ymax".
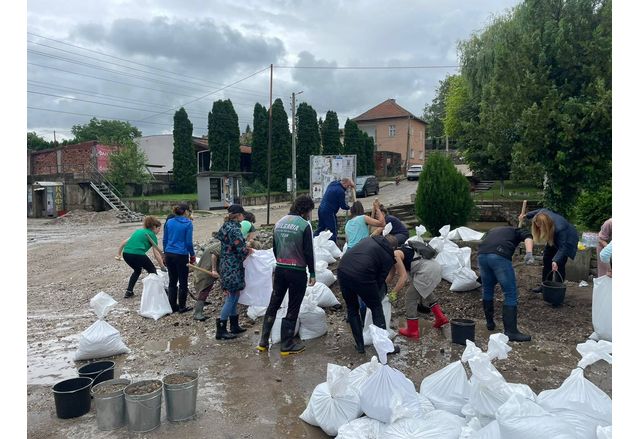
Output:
[{"xmin": 405, "ymin": 240, "xmax": 437, "ymax": 260}]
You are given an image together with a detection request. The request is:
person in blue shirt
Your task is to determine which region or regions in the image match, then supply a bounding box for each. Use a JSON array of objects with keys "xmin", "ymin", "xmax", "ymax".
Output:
[
  {"xmin": 314, "ymin": 178, "xmax": 354, "ymax": 243},
  {"xmin": 163, "ymin": 203, "xmax": 195, "ymax": 313}
]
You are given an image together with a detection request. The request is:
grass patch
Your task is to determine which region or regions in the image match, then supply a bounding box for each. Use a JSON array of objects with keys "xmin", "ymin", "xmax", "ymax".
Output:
[
  {"xmin": 472, "ymin": 181, "xmax": 543, "ymax": 201},
  {"xmin": 125, "ymin": 193, "xmax": 198, "ymax": 201}
]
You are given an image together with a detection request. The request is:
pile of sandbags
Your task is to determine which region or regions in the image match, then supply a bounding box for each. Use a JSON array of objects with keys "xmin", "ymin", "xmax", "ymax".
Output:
[
  {"xmin": 301, "ymin": 329, "xmax": 612, "ymax": 438},
  {"xmin": 429, "ymin": 225, "xmax": 480, "ymax": 292}
]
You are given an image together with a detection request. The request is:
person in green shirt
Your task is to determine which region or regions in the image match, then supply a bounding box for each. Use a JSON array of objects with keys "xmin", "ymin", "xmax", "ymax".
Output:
[{"xmin": 117, "ymin": 216, "xmax": 165, "ymax": 298}]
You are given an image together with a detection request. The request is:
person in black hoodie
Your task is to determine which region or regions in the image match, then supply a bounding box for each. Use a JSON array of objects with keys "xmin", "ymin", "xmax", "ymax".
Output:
[{"xmin": 337, "ymin": 234, "xmax": 398, "ymax": 353}]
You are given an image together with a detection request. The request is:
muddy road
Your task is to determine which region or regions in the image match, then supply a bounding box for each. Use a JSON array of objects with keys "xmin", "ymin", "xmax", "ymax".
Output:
[{"xmin": 26, "ymin": 181, "xmax": 611, "ymax": 438}]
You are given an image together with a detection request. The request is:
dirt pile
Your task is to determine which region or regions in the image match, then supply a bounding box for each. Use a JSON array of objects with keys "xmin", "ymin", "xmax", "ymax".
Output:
[{"xmin": 48, "ymin": 209, "xmax": 122, "ymax": 226}]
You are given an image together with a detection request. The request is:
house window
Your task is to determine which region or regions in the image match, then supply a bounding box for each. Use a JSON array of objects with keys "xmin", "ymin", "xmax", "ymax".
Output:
[
  {"xmin": 389, "ymin": 124, "xmax": 396, "ymax": 137},
  {"xmin": 410, "ymin": 149, "xmax": 415, "ymax": 159},
  {"xmin": 420, "ymin": 150, "xmax": 424, "ymax": 160}
]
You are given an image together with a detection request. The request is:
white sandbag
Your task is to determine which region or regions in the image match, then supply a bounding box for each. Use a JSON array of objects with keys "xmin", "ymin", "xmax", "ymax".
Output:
[
  {"xmin": 336, "ymin": 416, "xmax": 384, "ymax": 439},
  {"xmin": 473, "ymin": 420, "xmax": 502, "ymax": 439},
  {"xmin": 298, "ymin": 298, "xmax": 328, "ymax": 340},
  {"xmin": 326, "ymin": 240, "xmax": 343, "ymax": 259},
  {"xmin": 74, "ymin": 320, "xmax": 130, "ymax": 361},
  {"xmin": 447, "ymin": 226, "xmax": 485, "ymax": 241},
  {"xmin": 139, "ymin": 274, "xmax": 173, "ymax": 320},
  {"xmin": 416, "ymin": 392, "xmax": 436, "ymax": 416},
  {"xmin": 554, "ymin": 409, "xmax": 608, "ymax": 439},
  {"xmin": 315, "ymin": 268, "xmax": 337, "ymax": 287},
  {"xmin": 239, "ymin": 250, "xmax": 276, "ymax": 306},
  {"xmin": 419, "ymin": 360, "xmax": 471, "ymax": 416},
  {"xmin": 381, "ymin": 410, "xmax": 466, "ymax": 439},
  {"xmin": 271, "ymin": 307, "xmax": 299, "ymax": 344},
  {"xmin": 306, "ymin": 282, "xmax": 340, "ymax": 307},
  {"xmin": 407, "ymin": 225, "xmax": 427, "ymax": 243},
  {"xmin": 348, "ymin": 356, "xmax": 382, "ymax": 397},
  {"xmin": 156, "ymin": 269, "xmax": 169, "ymax": 289},
  {"xmin": 247, "ymin": 306, "xmax": 267, "ymax": 321},
  {"xmin": 436, "ymin": 250, "xmax": 462, "ymax": 283},
  {"xmin": 363, "ymin": 295, "xmax": 394, "ymax": 345},
  {"xmin": 360, "ymin": 326, "xmax": 420, "ymax": 424},
  {"xmin": 301, "ymin": 363, "xmax": 362, "ymax": 436},
  {"xmin": 496, "ymin": 394, "xmax": 575, "ymax": 439},
  {"xmin": 315, "ymin": 246, "xmax": 337, "ymax": 264},
  {"xmin": 596, "ymin": 425, "xmax": 612, "ymax": 439},
  {"xmin": 591, "ymin": 276, "xmax": 612, "ymax": 341},
  {"xmin": 450, "ymin": 266, "xmax": 480, "ymax": 292},
  {"xmin": 75, "ymin": 292, "xmax": 130, "ymax": 361}
]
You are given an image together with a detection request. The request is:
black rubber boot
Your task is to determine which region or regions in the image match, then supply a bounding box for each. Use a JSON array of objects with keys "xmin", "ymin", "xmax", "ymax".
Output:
[
  {"xmin": 531, "ymin": 285, "xmax": 543, "ymax": 293},
  {"xmin": 347, "ymin": 314, "xmax": 365, "ymax": 354},
  {"xmin": 256, "ymin": 315, "xmax": 276, "ymax": 352},
  {"xmin": 193, "ymin": 300, "xmax": 208, "ymax": 321},
  {"xmin": 280, "ymin": 318, "xmax": 305, "ymax": 356},
  {"xmin": 215, "ymin": 318, "xmax": 237, "ymax": 340},
  {"xmin": 502, "ymin": 305, "xmax": 531, "ymax": 342},
  {"xmin": 483, "ymin": 300, "xmax": 495, "ymax": 330},
  {"xmin": 229, "ymin": 315, "xmax": 247, "ymax": 334},
  {"xmin": 124, "ymin": 290, "xmax": 134, "ymax": 299}
]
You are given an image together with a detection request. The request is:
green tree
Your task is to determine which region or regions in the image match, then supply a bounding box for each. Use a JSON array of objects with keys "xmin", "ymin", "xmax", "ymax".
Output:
[
  {"xmin": 71, "ymin": 117, "xmax": 142, "ymax": 143},
  {"xmin": 321, "ymin": 111, "xmax": 342, "ymax": 155},
  {"xmin": 269, "ymin": 98, "xmax": 291, "ymax": 192},
  {"xmin": 415, "ymin": 153, "xmax": 474, "ymax": 235},
  {"xmin": 172, "ymin": 107, "xmax": 196, "ymax": 193},
  {"xmin": 251, "ymin": 103, "xmax": 269, "ymax": 185},
  {"xmin": 343, "ymin": 118, "xmax": 367, "ymax": 175},
  {"xmin": 423, "ymin": 75, "xmax": 455, "ymax": 148},
  {"xmin": 27, "ymin": 132, "xmax": 53, "ymax": 150},
  {"xmin": 106, "ymin": 139, "xmax": 150, "ymax": 193},
  {"xmin": 208, "ymin": 99, "xmax": 240, "ymax": 172},
  {"xmin": 362, "ymin": 132, "xmax": 376, "ymax": 175},
  {"xmin": 295, "ymin": 102, "xmax": 321, "ymax": 189}
]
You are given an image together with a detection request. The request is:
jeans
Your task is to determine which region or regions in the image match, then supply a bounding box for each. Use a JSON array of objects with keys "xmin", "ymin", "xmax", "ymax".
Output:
[
  {"xmin": 220, "ymin": 292, "xmax": 240, "ymax": 321},
  {"xmin": 123, "ymin": 253, "xmax": 157, "ymax": 292},
  {"xmin": 478, "ymin": 253, "xmax": 518, "ymax": 306},
  {"xmin": 165, "ymin": 252, "xmax": 189, "ymax": 310}
]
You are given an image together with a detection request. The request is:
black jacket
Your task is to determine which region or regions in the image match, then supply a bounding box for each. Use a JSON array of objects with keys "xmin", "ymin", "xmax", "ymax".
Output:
[
  {"xmin": 478, "ymin": 226, "xmax": 532, "ymax": 260},
  {"xmin": 337, "ymin": 235, "xmax": 396, "ymax": 288}
]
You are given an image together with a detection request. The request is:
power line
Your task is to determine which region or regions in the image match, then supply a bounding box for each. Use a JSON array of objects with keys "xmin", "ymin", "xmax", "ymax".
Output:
[
  {"xmin": 27, "ymin": 32, "xmax": 271, "ymax": 97},
  {"xmin": 274, "ymin": 65, "xmax": 459, "ymax": 69}
]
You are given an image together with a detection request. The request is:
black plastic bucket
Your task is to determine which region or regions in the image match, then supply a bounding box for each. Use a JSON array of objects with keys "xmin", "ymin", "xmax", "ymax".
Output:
[
  {"xmin": 52, "ymin": 377, "xmax": 93, "ymax": 419},
  {"xmin": 78, "ymin": 361, "xmax": 115, "ymax": 387},
  {"xmin": 451, "ymin": 319, "xmax": 475, "ymax": 345},
  {"xmin": 542, "ymin": 272, "xmax": 566, "ymax": 307}
]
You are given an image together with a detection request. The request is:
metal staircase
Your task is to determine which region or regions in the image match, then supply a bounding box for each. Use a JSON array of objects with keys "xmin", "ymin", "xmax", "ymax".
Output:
[{"xmin": 89, "ymin": 165, "xmax": 145, "ymax": 223}]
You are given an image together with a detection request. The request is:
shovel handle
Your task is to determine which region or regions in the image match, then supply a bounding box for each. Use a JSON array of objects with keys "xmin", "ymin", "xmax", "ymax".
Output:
[
  {"xmin": 518, "ymin": 200, "xmax": 528, "ymax": 228},
  {"xmin": 187, "ymin": 263, "xmax": 217, "ymax": 277}
]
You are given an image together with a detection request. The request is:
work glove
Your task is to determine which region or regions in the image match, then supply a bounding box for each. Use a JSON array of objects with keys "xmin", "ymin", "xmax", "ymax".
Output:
[
  {"xmin": 190, "ymin": 255, "xmax": 196, "ymax": 265},
  {"xmin": 524, "ymin": 252, "xmax": 534, "ymax": 265},
  {"xmin": 388, "ymin": 290, "xmax": 398, "ymax": 302}
]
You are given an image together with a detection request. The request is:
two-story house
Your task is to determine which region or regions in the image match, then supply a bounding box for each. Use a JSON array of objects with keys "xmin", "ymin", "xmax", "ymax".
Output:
[{"xmin": 353, "ymin": 99, "xmax": 427, "ymax": 172}]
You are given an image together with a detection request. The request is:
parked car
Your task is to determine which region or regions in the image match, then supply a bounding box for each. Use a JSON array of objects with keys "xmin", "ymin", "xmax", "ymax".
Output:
[
  {"xmin": 355, "ymin": 175, "xmax": 379, "ymax": 198},
  {"xmin": 406, "ymin": 164, "xmax": 423, "ymax": 181}
]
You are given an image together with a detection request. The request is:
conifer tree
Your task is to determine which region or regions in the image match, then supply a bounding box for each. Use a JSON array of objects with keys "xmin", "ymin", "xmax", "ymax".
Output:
[{"xmin": 172, "ymin": 107, "xmax": 196, "ymax": 193}]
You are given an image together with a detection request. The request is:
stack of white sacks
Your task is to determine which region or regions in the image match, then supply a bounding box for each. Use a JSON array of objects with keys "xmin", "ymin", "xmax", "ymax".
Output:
[
  {"xmin": 245, "ymin": 229, "xmax": 344, "ymax": 343},
  {"xmin": 300, "ymin": 326, "xmax": 612, "ymax": 438}
]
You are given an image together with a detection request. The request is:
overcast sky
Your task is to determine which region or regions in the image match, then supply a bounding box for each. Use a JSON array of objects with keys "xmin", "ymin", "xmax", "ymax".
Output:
[{"xmin": 27, "ymin": 0, "xmax": 522, "ymax": 141}]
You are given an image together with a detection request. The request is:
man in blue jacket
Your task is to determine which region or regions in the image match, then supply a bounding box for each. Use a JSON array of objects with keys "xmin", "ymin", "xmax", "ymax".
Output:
[{"xmin": 314, "ymin": 178, "xmax": 354, "ymax": 243}]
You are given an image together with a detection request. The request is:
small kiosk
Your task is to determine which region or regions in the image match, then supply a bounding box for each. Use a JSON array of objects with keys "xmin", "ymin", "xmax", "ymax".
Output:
[{"xmin": 196, "ymin": 171, "xmax": 250, "ymax": 210}]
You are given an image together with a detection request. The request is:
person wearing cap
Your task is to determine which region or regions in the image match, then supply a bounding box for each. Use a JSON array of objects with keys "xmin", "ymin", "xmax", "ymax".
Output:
[
  {"xmin": 257, "ymin": 195, "xmax": 316, "ymax": 355},
  {"xmin": 314, "ymin": 177, "xmax": 355, "ymax": 243},
  {"xmin": 163, "ymin": 203, "xmax": 195, "ymax": 313},
  {"xmin": 214, "ymin": 204, "xmax": 254, "ymax": 340}
]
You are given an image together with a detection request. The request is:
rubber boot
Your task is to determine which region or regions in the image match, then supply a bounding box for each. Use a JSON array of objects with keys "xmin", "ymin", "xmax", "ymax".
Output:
[
  {"xmin": 256, "ymin": 315, "xmax": 276, "ymax": 352},
  {"xmin": 124, "ymin": 290, "xmax": 134, "ymax": 299},
  {"xmin": 193, "ymin": 300, "xmax": 208, "ymax": 321},
  {"xmin": 502, "ymin": 305, "xmax": 531, "ymax": 342},
  {"xmin": 229, "ymin": 315, "xmax": 247, "ymax": 334},
  {"xmin": 215, "ymin": 318, "xmax": 237, "ymax": 340},
  {"xmin": 430, "ymin": 303, "xmax": 449, "ymax": 328},
  {"xmin": 399, "ymin": 318, "xmax": 420, "ymax": 338},
  {"xmin": 280, "ymin": 318, "xmax": 305, "ymax": 356},
  {"xmin": 347, "ymin": 314, "xmax": 366, "ymax": 353},
  {"xmin": 482, "ymin": 300, "xmax": 495, "ymax": 330}
]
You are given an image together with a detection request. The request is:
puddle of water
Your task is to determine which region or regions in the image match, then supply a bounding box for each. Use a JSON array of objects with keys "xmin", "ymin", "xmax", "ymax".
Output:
[
  {"xmin": 27, "ymin": 337, "xmax": 79, "ymax": 385},
  {"xmin": 143, "ymin": 335, "xmax": 198, "ymax": 353}
]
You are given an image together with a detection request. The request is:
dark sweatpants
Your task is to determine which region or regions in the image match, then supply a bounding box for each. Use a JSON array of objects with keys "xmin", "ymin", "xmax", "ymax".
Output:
[
  {"xmin": 264, "ymin": 267, "xmax": 308, "ymax": 321},
  {"xmin": 123, "ymin": 253, "xmax": 157, "ymax": 293},
  {"xmin": 337, "ymin": 270, "xmax": 386, "ymax": 330},
  {"xmin": 165, "ymin": 252, "xmax": 189, "ymax": 310}
]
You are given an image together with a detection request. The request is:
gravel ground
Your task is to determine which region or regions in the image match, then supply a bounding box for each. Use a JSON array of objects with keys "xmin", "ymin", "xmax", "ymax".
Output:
[{"xmin": 25, "ymin": 199, "xmax": 611, "ymax": 438}]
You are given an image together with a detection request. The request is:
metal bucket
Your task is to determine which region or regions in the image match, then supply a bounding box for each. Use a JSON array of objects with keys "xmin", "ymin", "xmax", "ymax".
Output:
[
  {"xmin": 91, "ymin": 378, "xmax": 130, "ymax": 430},
  {"xmin": 124, "ymin": 380, "xmax": 163, "ymax": 433},
  {"xmin": 542, "ymin": 272, "xmax": 566, "ymax": 307},
  {"xmin": 451, "ymin": 318, "xmax": 475, "ymax": 345},
  {"xmin": 163, "ymin": 372, "xmax": 198, "ymax": 422}
]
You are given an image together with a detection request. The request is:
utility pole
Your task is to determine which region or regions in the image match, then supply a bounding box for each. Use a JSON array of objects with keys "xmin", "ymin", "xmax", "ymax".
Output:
[
  {"xmin": 405, "ymin": 114, "xmax": 412, "ymax": 173},
  {"xmin": 291, "ymin": 91, "xmax": 303, "ymax": 201},
  {"xmin": 266, "ymin": 64, "xmax": 273, "ymax": 225}
]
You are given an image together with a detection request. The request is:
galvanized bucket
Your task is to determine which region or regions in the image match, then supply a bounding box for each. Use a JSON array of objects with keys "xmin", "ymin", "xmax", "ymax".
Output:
[
  {"xmin": 91, "ymin": 378, "xmax": 130, "ymax": 430},
  {"xmin": 124, "ymin": 380, "xmax": 163, "ymax": 433},
  {"xmin": 163, "ymin": 372, "xmax": 198, "ymax": 422}
]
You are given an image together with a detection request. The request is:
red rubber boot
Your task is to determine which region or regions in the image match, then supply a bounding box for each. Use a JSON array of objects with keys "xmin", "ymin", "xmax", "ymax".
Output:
[
  {"xmin": 431, "ymin": 304, "xmax": 450, "ymax": 329},
  {"xmin": 399, "ymin": 318, "xmax": 420, "ymax": 338}
]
